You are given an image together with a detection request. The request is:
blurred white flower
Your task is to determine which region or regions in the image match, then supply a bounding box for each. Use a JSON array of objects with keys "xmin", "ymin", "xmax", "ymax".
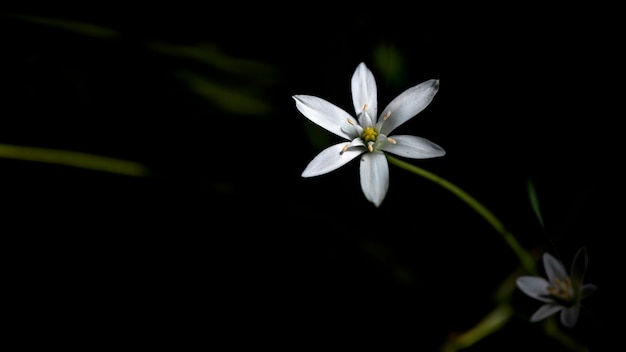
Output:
[
  {"xmin": 293, "ymin": 62, "xmax": 445, "ymax": 207},
  {"xmin": 516, "ymin": 247, "xmax": 597, "ymax": 327}
]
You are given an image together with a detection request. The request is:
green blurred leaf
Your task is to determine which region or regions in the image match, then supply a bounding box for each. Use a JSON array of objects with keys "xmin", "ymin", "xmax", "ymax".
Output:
[
  {"xmin": 176, "ymin": 70, "xmax": 272, "ymax": 116},
  {"xmin": 0, "ymin": 144, "xmax": 150, "ymax": 177},
  {"xmin": 527, "ymin": 178, "xmax": 544, "ymax": 228},
  {"xmin": 7, "ymin": 13, "xmax": 120, "ymax": 38},
  {"xmin": 373, "ymin": 42, "xmax": 407, "ymax": 87},
  {"xmin": 148, "ymin": 42, "xmax": 278, "ymax": 82}
]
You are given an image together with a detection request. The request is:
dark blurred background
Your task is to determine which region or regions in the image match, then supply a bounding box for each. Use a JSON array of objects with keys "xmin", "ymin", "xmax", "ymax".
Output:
[{"xmin": 2, "ymin": 3, "xmax": 622, "ymax": 350}]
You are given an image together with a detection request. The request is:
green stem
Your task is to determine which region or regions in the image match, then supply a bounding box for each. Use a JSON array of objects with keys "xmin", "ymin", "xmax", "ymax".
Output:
[
  {"xmin": 440, "ymin": 303, "xmax": 513, "ymax": 352},
  {"xmin": 386, "ymin": 155, "xmax": 536, "ymax": 274}
]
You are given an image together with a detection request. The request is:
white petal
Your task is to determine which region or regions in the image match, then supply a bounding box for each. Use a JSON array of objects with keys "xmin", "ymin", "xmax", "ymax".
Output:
[
  {"xmin": 570, "ymin": 247, "xmax": 588, "ymax": 290},
  {"xmin": 341, "ymin": 119, "xmax": 363, "ymax": 137},
  {"xmin": 543, "ymin": 252, "xmax": 568, "ymax": 283},
  {"xmin": 359, "ymin": 152, "xmax": 389, "ymax": 207},
  {"xmin": 581, "ymin": 283, "xmax": 597, "ymax": 299},
  {"xmin": 560, "ymin": 305, "xmax": 580, "ymax": 328},
  {"xmin": 301, "ymin": 143, "xmax": 363, "ymax": 177},
  {"xmin": 516, "ymin": 276, "xmax": 553, "ymax": 302},
  {"xmin": 379, "ymin": 79, "xmax": 439, "ymax": 136},
  {"xmin": 293, "ymin": 95, "xmax": 354, "ymax": 140},
  {"xmin": 381, "ymin": 135, "xmax": 445, "ymax": 159},
  {"xmin": 530, "ymin": 304, "xmax": 562, "ymax": 322},
  {"xmin": 351, "ymin": 62, "xmax": 378, "ymax": 119},
  {"xmin": 358, "ymin": 110, "xmax": 375, "ymax": 128}
]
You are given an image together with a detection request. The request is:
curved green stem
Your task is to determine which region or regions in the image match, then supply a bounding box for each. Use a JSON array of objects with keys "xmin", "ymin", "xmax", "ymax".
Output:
[
  {"xmin": 441, "ymin": 303, "xmax": 513, "ymax": 352},
  {"xmin": 386, "ymin": 155, "xmax": 536, "ymax": 274}
]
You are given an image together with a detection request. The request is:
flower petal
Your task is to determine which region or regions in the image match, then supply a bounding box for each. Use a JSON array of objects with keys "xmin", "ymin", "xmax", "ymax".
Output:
[
  {"xmin": 381, "ymin": 135, "xmax": 446, "ymax": 159},
  {"xmin": 358, "ymin": 110, "xmax": 375, "ymax": 129},
  {"xmin": 516, "ymin": 276, "xmax": 553, "ymax": 302},
  {"xmin": 293, "ymin": 95, "xmax": 354, "ymax": 139},
  {"xmin": 570, "ymin": 247, "xmax": 588, "ymax": 291},
  {"xmin": 560, "ymin": 305, "xmax": 580, "ymax": 328},
  {"xmin": 301, "ymin": 143, "xmax": 364, "ymax": 177},
  {"xmin": 530, "ymin": 303, "xmax": 562, "ymax": 322},
  {"xmin": 351, "ymin": 62, "xmax": 378, "ymax": 119},
  {"xmin": 581, "ymin": 283, "xmax": 597, "ymax": 299},
  {"xmin": 379, "ymin": 79, "xmax": 439, "ymax": 136},
  {"xmin": 359, "ymin": 151, "xmax": 389, "ymax": 207},
  {"xmin": 543, "ymin": 252, "xmax": 568, "ymax": 283},
  {"xmin": 340, "ymin": 119, "xmax": 363, "ymax": 137}
]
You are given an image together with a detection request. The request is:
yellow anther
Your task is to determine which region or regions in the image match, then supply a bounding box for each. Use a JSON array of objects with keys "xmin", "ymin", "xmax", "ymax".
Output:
[
  {"xmin": 383, "ymin": 111, "xmax": 391, "ymax": 120},
  {"xmin": 547, "ymin": 277, "xmax": 574, "ymax": 302},
  {"xmin": 347, "ymin": 118, "xmax": 356, "ymax": 125},
  {"xmin": 387, "ymin": 137, "xmax": 396, "ymax": 144},
  {"xmin": 367, "ymin": 144, "xmax": 374, "ymax": 152},
  {"xmin": 363, "ymin": 103, "xmax": 369, "ymax": 111},
  {"xmin": 361, "ymin": 127, "xmax": 378, "ymax": 143},
  {"xmin": 340, "ymin": 143, "xmax": 350, "ymax": 155}
]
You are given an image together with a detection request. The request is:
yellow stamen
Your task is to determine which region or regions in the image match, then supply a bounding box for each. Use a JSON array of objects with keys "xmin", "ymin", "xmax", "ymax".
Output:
[
  {"xmin": 361, "ymin": 127, "xmax": 378, "ymax": 143},
  {"xmin": 367, "ymin": 144, "xmax": 374, "ymax": 152},
  {"xmin": 547, "ymin": 277, "xmax": 574, "ymax": 302},
  {"xmin": 340, "ymin": 143, "xmax": 350, "ymax": 155},
  {"xmin": 383, "ymin": 111, "xmax": 391, "ymax": 120},
  {"xmin": 347, "ymin": 118, "xmax": 356, "ymax": 125},
  {"xmin": 387, "ymin": 137, "xmax": 396, "ymax": 144},
  {"xmin": 363, "ymin": 103, "xmax": 368, "ymax": 111}
]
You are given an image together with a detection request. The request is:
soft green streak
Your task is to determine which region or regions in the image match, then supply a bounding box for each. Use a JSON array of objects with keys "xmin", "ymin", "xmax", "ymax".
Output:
[
  {"xmin": 442, "ymin": 262, "xmax": 525, "ymax": 350},
  {"xmin": 386, "ymin": 155, "xmax": 536, "ymax": 274},
  {"xmin": 175, "ymin": 70, "xmax": 272, "ymax": 116},
  {"xmin": 0, "ymin": 144, "xmax": 150, "ymax": 177},
  {"xmin": 441, "ymin": 303, "xmax": 513, "ymax": 352},
  {"xmin": 6, "ymin": 13, "xmax": 120, "ymax": 38},
  {"xmin": 542, "ymin": 316, "xmax": 590, "ymax": 352},
  {"xmin": 148, "ymin": 42, "xmax": 278, "ymax": 80},
  {"xmin": 527, "ymin": 178, "xmax": 545, "ymax": 228},
  {"xmin": 373, "ymin": 42, "xmax": 407, "ymax": 87}
]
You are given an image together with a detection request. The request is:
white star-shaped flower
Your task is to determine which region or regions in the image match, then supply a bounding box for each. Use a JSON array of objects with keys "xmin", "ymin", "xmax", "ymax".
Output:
[
  {"xmin": 293, "ymin": 62, "xmax": 445, "ymax": 207},
  {"xmin": 516, "ymin": 247, "xmax": 597, "ymax": 327}
]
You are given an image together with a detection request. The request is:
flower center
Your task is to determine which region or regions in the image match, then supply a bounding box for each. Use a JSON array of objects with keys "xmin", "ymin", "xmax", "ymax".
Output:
[
  {"xmin": 547, "ymin": 277, "xmax": 575, "ymax": 306},
  {"xmin": 361, "ymin": 127, "xmax": 378, "ymax": 143}
]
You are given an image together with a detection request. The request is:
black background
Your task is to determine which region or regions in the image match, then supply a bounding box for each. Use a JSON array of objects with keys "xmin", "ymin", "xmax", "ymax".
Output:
[{"xmin": 2, "ymin": 3, "xmax": 622, "ymax": 350}]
